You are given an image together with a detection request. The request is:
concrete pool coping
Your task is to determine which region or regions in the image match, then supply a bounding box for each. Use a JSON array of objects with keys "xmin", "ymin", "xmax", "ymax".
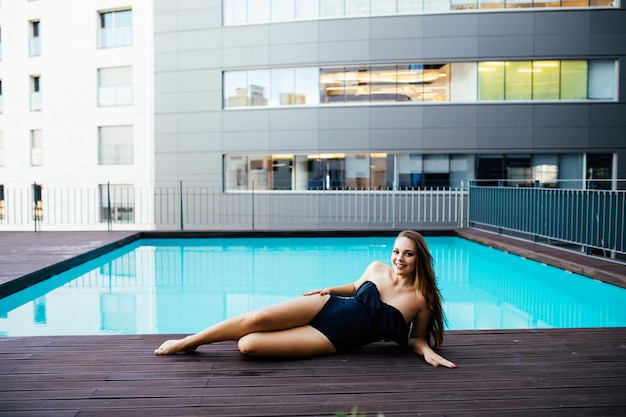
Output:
[{"xmin": 0, "ymin": 228, "xmax": 624, "ymax": 300}]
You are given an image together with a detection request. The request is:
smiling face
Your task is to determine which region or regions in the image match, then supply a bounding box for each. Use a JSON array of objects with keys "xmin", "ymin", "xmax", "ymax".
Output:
[{"xmin": 391, "ymin": 236, "xmax": 417, "ymax": 278}]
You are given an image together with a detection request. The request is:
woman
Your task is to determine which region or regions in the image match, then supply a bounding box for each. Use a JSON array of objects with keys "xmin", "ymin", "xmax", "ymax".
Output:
[{"xmin": 154, "ymin": 230, "xmax": 456, "ymax": 368}]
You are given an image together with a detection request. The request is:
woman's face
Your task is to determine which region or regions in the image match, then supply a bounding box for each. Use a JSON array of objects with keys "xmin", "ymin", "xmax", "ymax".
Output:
[{"xmin": 391, "ymin": 236, "xmax": 417, "ymax": 277}]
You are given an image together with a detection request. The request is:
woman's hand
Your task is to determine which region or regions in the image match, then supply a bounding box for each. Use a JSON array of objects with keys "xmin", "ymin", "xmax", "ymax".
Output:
[
  {"xmin": 303, "ymin": 289, "xmax": 329, "ymax": 296},
  {"xmin": 423, "ymin": 349, "xmax": 456, "ymax": 368},
  {"xmin": 410, "ymin": 337, "xmax": 456, "ymax": 368}
]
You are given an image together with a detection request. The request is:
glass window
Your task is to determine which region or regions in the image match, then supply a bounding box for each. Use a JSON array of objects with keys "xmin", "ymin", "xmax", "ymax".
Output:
[
  {"xmin": 452, "ymin": 0, "xmax": 478, "ymax": 10},
  {"xmin": 586, "ymin": 153, "xmax": 613, "ymax": 190},
  {"xmin": 346, "ymin": 0, "xmax": 370, "ymax": 15},
  {"xmin": 425, "ymin": 64, "xmax": 450, "ymax": 102},
  {"xmin": 0, "ymin": 183, "xmax": 5, "ymax": 220},
  {"xmin": 224, "ymin": 0, "xmax": 247, "ymax": 25},
  {"xmin": 397, "ymin": 154, "xmax": 423, "ymax": 190},
  {"xmin": 224, "ymin": 155, "xmax": 248, "ymax": 190},
  {"xmin": 98, "ymin": 66, "xmax": 133, "ymax": 106},
  {"xmin": 248, "ymin": 0, "xmax": 270, "ymax": 22},
  {"xmin": 505, "ymin": 61, "xmax": 532, "ymax": 100},
  {"xmin": 296, "ymin": 0, "xmax": 319, "ymax": 19},
  {"xmin": 100, "ymin": 184, "xmax": 135, "ymax": 223},
  {"xmin": 99, "ymin": 9, "xmax": 132, "ymax": 48},
  {"xmin": 478, "ymin": 62, "xmax": 505, "ymax": 100},
  {"xmin": 99, "ymin": 125, "xmax": 133, "ymax": 165},
  {"xmin": 588, "ymin": 60, "xmax": 615, "ymax": 100},
  {"xmin": 270, "ymin": 155, "xmax": 293, "ymax": 190},
  {"xmin": 320, "ymin": 67, "xmax": 346, "ymax": 103},
  {"xmin": 397, "ymin": 64, "xmax": 424, "ymax": 102},
  {"xmin": 249, "ymin": 70, "xmax": 270, "ymax": 106},
  {"xmin": 561, "ymin": 61, "xmax": 587, "ymax": 100},
  {"xmin": 532, "ymin": 154, "xmax": 558, "ymax": 187},
  {"xmin": 31, "ymin": 75, "xmax": 42, "ymax": 111},
  {"xmin": 320, "ymin": 0, "xmax": 345, "ymax": 17},
  {"xmin": 371, "ymin": 0, "xmax": 397, "ymax": 14},
  {"xmin": 345, "ymin": 154, "xmax": 371, "ymax": 189},
  {"xmin": 424, "ymin": 0, "xmax": 448, "ymax": 12},
  {"xmin": 506, "ymin": 0, "xmax": 532, "ymax": 8},
  {"xmin": 479, "ymin": 0, "xmax": 505, "ymax": 8},
  {"xmin": 295, "ymin": 68, "xmax": 320, "ymax": 105},
  {"xmin": 31, "ymin": 129, "xmax": 43, "ymax": 166},
  {"xmin": 450, "ymin": 62, "xmax": 477, "ymax": 101},
  {"xmin": 224, "ymin": 71, "xmax": 249, "ymax": 108},
  {"xmin": 398, "ymin": 0, "xmax": 423, "ymax": 13},
  {"xmin": 30, "ymin": 20, "xmax": 41, "ymax": 56},
  {"xmin": 532, "ymin": 61, "xmax": 560, "ymax": 100},
  {"xmin": 0, "ymin": 131, "xmax": 3, "ymax": 167},
  {"xmin": 370, "ymin": 65, "xmax": 399, "ymax": 103},
  {"xmin": 270, "ymin": 69, "xmax": 295, "ymax": 106},
  {"xmin": 272, "ymin": 0, "xmax": 295, "ymax": 20},
  {"xmin": 345, "ymin": 66, "xmax": 370, "ymax": 102},
  {"xmin": 370, "ymin": 153, "xmax": 389, "ymax": 190}
]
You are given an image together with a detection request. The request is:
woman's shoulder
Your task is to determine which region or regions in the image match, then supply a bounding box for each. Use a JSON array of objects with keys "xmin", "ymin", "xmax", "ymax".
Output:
[{"xmin": 368, "ymin": 260, "xmax": 390, "ymax": 270}]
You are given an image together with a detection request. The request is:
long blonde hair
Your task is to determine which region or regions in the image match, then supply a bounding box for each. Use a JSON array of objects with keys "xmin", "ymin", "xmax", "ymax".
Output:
[{"xmin": 397, "ymin": 230, "xmax": 445, "ymax": 348}]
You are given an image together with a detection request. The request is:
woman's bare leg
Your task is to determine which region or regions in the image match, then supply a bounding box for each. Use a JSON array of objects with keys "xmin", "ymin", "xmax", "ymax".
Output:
[
  {"xmin": 154, "ymin": 294, "xmax": 330, "ymax": 355},
  {"xmin": 238, "ymin": 326, "xmax": 336, "ymax": 358}
]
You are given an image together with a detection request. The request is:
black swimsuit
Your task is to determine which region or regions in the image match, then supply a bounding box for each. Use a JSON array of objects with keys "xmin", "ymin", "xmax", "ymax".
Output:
[{"xmin": 309, "ymin": 281, "xmax": 410, "ymax": 353}]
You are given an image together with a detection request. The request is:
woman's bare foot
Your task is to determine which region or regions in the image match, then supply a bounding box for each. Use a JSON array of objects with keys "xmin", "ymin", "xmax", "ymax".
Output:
[{"xmin": 154, "ymin": 337, "xmax": 198, "ymax": 355}]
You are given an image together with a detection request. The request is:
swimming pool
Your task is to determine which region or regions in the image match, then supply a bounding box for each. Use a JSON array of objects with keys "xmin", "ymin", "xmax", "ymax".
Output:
[{"xmin": 1, "ymin": 236, "xmax": 624, "ymax": 336}]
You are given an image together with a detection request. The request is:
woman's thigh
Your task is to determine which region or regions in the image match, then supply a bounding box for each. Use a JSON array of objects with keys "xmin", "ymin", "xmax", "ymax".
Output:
[
  {"xmin": 237, "ymin": 325, "xmax": 336, "ymax": 358},
  {"xmin": 247, "ymin": 294, "xmax": 331, "ymax": 331}
]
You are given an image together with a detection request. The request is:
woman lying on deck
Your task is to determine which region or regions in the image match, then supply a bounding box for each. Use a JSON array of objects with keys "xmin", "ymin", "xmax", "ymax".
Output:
[{"xmin": 154, "ymin": 230, "xmax": 456, "ymax": 368}]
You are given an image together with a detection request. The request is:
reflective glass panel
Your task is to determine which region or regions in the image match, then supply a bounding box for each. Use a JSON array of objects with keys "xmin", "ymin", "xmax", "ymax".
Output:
[
  {"xmin": 320, "ymin": 68, "xmax": 346, "ymax": 103},
  {"xmin": 450, "ymin": 62, "xmax": 477, "ymax": 101},
  {"xmin": 532, "ymin": 61, "xmax": 560, "ymax": 100},
  {"xmin": 505, "ymin": 61, "xmax": 532, "ymax": 100},
  {"xmin": 296, "ymin": 0, "xmax": 319, "ymax": 18},
  {"xmin": 479, "ymin": 0, "xmax": 504, "ymax": 8},
  {"xmin": 452, "ymin": 0, "xmax": 478, "ymax": 10},
  {"xmin": 345, "ymin": 67, "xmax": 371, "ymax": 102},
  {"xmin": 270, "ymin": 69, "xmax": 295, "ymax": 106},
  {"xmin": 398, "ymin": 0, "xmax": 423, "ymax": 12},
  {"xmin": 320, "ymin": 0, "xmax": 345, "ymax": 17},
  {"xmin": 295, "ymin": 68, "xmax": 320, "ymax": 105},
  {"xmin": 424, "ymin": 0, "xmax": 449, "ymax": 11},
  {"xmin": 346, "ymin": 0, "xmax": 370, "ymax": 15},
  {"xmin": 478, "ymin": 62, "xmax": 505, "ymax": 100},
  {"xmin": 345, "ymin": 154, "xmax": 371, "ymax": 189},
  {"xmin": 371, "ymin": 0, "xmax": 397, "ymax": 14},
  {"xmin": 249, "ymin": 70, "xmax": 270, "ymax": 106},
  {"xmin": 561, "ymin": 61, "xmax": 587, "ymax": 100},
  {"xmin": 224, "ymin": 71, "xmax": 248, "ymax": 108},
  {"xmin": 248, "ymin": 0, "xmax": 271, "ymax": 22},
  {"xmin": 370, "ymin": 65, "xmax": 399, "ymax": 103},
  {"xmin": 588, "ymin": 60, "xmax": 615, "ymax": 100},
  {"xmin": 425, "ymin": 64, "xmax": 450, "ymax": 102},
  {"xmin": 224, "ymin": 155, "xmax": 249, "ymax": 190},
  {"xmin": 272, "ymin": 0, "xmax": 295, "ymax": 20},
  {"xmin": 397, "ymin": 64, "xmax": 423, "ymax": 102}
]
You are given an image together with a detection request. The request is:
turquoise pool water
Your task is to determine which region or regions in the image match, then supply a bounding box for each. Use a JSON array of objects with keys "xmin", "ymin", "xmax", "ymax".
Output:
[{"xmin": 1, "ymin": 236, "xmax": 624, "ymax": 336}]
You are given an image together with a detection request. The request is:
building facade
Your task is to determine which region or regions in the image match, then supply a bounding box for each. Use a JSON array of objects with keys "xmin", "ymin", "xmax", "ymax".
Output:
[{"xmin": 0, "ymin": 0, "xmax": 625, "ymax": 229}]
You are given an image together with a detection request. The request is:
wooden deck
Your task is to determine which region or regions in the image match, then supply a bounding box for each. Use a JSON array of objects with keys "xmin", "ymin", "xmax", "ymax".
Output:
[
  {"xmin": 1, "ymin": 230, "xmax": 626, "ymax": 416},
  {"xmin": 1, "ymin": 329, "xmax": 625, "ymax": 416}
]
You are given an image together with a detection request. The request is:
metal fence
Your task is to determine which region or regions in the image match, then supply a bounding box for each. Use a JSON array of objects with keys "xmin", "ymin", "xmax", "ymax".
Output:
[
  {"xmin": 468, "ymin": 181, "xmax": 626, "ymax": 256},
  {"xmin": 0, "ymin": 183, "xmax": 467, "ymax": 231}
]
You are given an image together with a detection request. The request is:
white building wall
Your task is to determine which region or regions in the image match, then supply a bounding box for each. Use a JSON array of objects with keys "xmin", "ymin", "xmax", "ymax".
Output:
[{"xmin": 0, "ymin": 0, "xmax": 154, "ymax": 189}]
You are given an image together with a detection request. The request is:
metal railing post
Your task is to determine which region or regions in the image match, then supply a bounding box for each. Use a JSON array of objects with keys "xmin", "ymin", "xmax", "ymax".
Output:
[
  {"xmin": 251, "ymin": 181, "xmax": 255, "ymax": 230},
  {"xmin": 179, "ymin": 181, "xmax": 184, "ymax": 231},
  {"xmin": 106, "ymin": 182, "xmax": 112, "ymax": 231}
]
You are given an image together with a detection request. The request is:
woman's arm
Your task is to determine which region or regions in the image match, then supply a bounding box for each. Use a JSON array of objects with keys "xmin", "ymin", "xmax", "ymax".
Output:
[{"xmin": 409, "ymin": 310, "xmax": 456, "ymax": 368}]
